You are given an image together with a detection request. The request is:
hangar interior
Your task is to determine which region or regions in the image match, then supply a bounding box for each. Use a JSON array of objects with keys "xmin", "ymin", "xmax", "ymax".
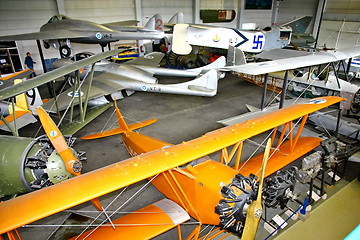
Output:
[{"xmin": 0, "ymin": 0, "xmax": 360, "ymax": 240}]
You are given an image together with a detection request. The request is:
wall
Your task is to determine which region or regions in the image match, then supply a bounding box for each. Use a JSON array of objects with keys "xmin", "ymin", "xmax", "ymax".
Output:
[
  {"xmin": 0, "ymin": 0, "xmax": 58, "ymax": 71},
  {"xmin": 317, "ymin": 0, "xmax": 360, "ymax": 48},
  {"xmin": 277, "ymin": 0, "xmax": 319, "ymax": 32},
  {"xmin": 3, "ymin": 0, "xmax": 352, "ymax": 73}
]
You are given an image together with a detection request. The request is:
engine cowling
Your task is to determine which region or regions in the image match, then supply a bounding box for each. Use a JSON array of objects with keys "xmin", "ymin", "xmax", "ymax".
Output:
[{"xmin": 215, "ymin": 173, "xmax": 257, "ymax": 236}]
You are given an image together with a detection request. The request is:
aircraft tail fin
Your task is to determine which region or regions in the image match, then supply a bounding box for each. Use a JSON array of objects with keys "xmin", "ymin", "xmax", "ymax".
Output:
[
  {"xmin": 114, "ymin": 99, "xmax": 131, "ymax": 132},
  {"xmin": 280, "ymin": 16, "xmax": 312, "ymax": 34},
  {"xmin": 168, "ymin": 12, "xmax": 185, "ymax": 24},
  {"xmin": 81, "ymin": 100, "xmax": 157, "ymax": 140},
  {"xmin": 187, "ymin": 69, "xmax": 219, "ymax": 95},
  {"xmin": 226, "ymin": 45, "xmax": 246, "ymax": 66},
  {"xmin": 144, "ymin": 14, "xmax": 163, "ymax": 31},
  {"xmin": 172, "ymin": 24, "xmax": 192, "ymax": 55}
]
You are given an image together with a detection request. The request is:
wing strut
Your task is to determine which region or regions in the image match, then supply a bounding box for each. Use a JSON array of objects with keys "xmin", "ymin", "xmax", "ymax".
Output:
[{"xmin": 82, "ymin": 63, "xmax": 96, "ymax": 121}]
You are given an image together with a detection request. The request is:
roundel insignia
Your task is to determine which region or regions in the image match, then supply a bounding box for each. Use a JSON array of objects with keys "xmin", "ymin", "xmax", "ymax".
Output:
[
  {"xmin": 67, "ymin": 91, "xmax": 84, "ymax": 98},
  {"xmin": 95, "ymin": 32, "xmax": 102, "ymax": 39},
  {"xmin": 0, "ymin": 81, "xmax": 3, "ymax": 85},
  {"xmin": 141, "ymin": 86, "xmax": 147, "ymax": 91},
  {"xmin": 305, "ymin": 99, "xmax": 327, "ymax": 104},
  {"xmin": 50, "ymin": 130, "xmax": 57, "ymax": 137},
  {"xmin": 213, "ymin": 34, "xmax": 220, "ymax": 42}
]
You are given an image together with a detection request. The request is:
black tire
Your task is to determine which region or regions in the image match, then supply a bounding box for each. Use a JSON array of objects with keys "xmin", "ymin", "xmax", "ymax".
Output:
[
  {"xmin": 60, "ymin": 45, "xmax": 71, "ymax": 58},
  {"xmin": 43, "ymin": 41, "xmax": 50, "ymax": 49}
]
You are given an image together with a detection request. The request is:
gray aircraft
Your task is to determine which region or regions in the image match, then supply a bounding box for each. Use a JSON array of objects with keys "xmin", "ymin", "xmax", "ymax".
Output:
[
  {"xmin": 0, "ymin": 50, "xmax": 225, "ymax": 118},
  {"xmin": 42, "ymin": 51, "xmax": 225, "ymax": 113},
  {"xmin": 280, "ymin": 16, "xmax": 316, "ymax": 49},
  {"xmin": 0, "ymin": 14, "xmax": 164, "ymax": 57}
]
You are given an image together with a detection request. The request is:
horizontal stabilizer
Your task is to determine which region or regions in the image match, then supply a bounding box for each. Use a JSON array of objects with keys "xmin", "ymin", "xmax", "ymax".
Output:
[
  {"xmin": 81, "ymin": 127, "xmax": 125, "ymax": 140},
  {"xmin": 81, "ymin": 118, "xmax": 157, "ymax": 140},
  {"xmin": 128, "ymin": 119, "xmax": 157, "ymax": 131},
  {"xmin": 70, "ymin": 199, "xmax": 190, "ymax": 240},
  {"xmin": 188, "ymin": 84, "xmax": 214, "ymax": 92}
]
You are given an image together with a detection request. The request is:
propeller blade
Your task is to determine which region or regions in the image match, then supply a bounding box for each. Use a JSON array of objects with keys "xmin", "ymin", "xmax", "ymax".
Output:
[
  {"xmin": 36, "ymin": 106, "xmax": 81, "ymax": 176},
  {"xmin": 242, "ymin": 138, "xmax": 271, "ymax": 240}
]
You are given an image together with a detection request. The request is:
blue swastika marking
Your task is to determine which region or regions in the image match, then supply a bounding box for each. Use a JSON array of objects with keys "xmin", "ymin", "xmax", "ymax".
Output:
[{"xmin": 252, "ymin": 35, "xmax": 264, "ymax": 50}]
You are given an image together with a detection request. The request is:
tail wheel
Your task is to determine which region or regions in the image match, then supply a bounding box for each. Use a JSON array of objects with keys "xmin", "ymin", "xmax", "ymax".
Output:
[{"xmin": 60, "ymin": 45, "xmax": 71, "ymax": 58}]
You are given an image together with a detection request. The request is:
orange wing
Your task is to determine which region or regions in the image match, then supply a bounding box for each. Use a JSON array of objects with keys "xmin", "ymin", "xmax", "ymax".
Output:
[{"xmin": 0, "ymin": 96, "xmax": 343, "ymax": 234}]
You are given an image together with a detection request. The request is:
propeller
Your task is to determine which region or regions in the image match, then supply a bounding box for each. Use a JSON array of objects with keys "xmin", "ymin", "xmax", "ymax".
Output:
[
  {"xmin": 36, "ymin": 106, "xmax": 82, "ymax": 176},
  {"xmin": 242, "ymin": 138, "xmax": 271, "ymax": 240}
]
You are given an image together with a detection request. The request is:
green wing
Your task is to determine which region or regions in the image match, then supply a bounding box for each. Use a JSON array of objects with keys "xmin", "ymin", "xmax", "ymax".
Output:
[
  {"xmin": 123, "ymin": 52, "xmax": 164, "ymax": 67},
  {"xmin": 0, "ymin": 49, "xmax": 122, "ymax": 101},
  {"xmin": 41, "ymin": 71, "xmax": 131, "ymax": 112}
]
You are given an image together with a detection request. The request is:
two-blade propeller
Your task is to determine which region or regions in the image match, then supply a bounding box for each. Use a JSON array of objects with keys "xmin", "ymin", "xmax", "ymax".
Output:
[
  {"xmin": 37, "ymin": 107, "xmax": 109, "ymax": 215},
  {"xmin": 242, "ymin": 138, "xmax": 271, "ymax": 240},
  {"xmin": 36, "ymin": 106, "xmax": 82, "ymax": 176}
]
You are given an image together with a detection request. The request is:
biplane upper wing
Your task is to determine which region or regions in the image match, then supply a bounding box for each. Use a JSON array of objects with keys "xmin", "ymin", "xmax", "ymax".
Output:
[
  {"xmin": 222, "ymin": 46, "xmax": 360, "ymax": 75},
  {"xmin": 0, "ymin": 96, "xmax": 343, "ymax": 234},
  {"xmin": 0, "ymin": 49, "xmax": 122, "ymax": 101}
]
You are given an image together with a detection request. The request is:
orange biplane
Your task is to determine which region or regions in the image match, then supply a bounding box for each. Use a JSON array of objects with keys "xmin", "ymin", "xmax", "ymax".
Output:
[{"xmin": 0, "ymin": 96, "xmax": 344, "ymax": 239}]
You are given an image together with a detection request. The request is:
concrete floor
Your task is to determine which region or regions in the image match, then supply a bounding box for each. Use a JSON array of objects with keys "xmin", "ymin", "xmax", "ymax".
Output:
[
  {"xmin": 11, "ymin": 72, "xmax": 264, "ymax": 239},
  {"xmin": 4, "ymin": 72, "xmax": 359, "ymax": 239}
]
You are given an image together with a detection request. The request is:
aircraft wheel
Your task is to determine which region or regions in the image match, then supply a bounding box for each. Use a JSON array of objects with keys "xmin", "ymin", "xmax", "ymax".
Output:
[
  {"xmin": 43, "ymin": 40, "xmax": 50, "ymax": 49},
  {"xmin": 60, "ymin": 45, "xmax": 71, "ymax": 58}
]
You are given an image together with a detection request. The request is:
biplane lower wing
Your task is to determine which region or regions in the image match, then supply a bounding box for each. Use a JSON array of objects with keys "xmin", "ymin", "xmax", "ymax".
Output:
[
  {"xmin": 0, "ymin": 96, "xmax": 343, "ymax": 234},
  {"xmin": 70, "ymin": 199, "xmax": 190, "ymax": 240},
  {"xmin": 239, "ymin": 137, "xmax": 322, "ymax": 177}
]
